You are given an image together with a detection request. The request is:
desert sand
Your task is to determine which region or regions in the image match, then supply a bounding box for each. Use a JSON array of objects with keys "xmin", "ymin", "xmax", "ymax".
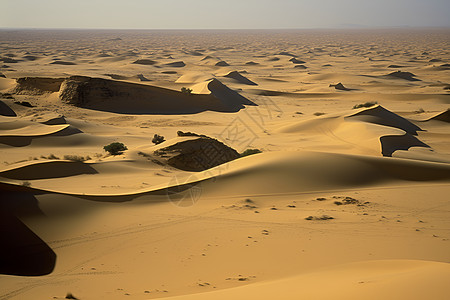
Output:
[{"xmin": 0, "ymin": 28, "xmax": 449, "ymax": 300}]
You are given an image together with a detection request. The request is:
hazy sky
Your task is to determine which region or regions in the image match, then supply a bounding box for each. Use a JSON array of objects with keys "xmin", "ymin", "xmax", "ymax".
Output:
[{"xmin": 2, "ymin": 0, "xmax": 449, "ymax": 29}]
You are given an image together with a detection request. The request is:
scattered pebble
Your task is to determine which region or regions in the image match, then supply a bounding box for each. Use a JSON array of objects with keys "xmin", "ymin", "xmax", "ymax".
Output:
[{"xmin": 305, "ymin": 215, "xmax": 334, "ymax": 221}]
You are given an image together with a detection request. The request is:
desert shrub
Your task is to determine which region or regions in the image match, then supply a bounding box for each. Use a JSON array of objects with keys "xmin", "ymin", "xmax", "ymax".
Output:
[
  {"xmin": 353, "ymin": 101, "xmax": 378, "ymax": 109},
  {"xmin": 63, "ymin": 155, "xmax": 90, "ymax": 162},
  {"xmin": 65, "ymin": 293, "xmax": 79, "ymax": 300},
  {"xmin": 152, "ymin": 134, "xmax": 165, "ymax": 145},
  {"xmin": 103, "ymin": 142, "xmax": 127, "ymax": 155},
  {"xmin": 21, "ymin": 181, "xmax": 31, "ymax": 187},
  {"xmin": 181, "ymin": 87, "xmax": 192, "ymax": 95},
  {"xmin": 240, "ymin": 148, "xmax": 262, "ymax": 157},
  {"xmin": 415, "ymin": 108, "xmax": 425, "ymax": 113}
]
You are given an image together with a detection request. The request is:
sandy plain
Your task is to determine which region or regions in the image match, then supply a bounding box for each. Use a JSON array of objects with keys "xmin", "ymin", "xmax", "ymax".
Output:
[{"xmin": 0, "ymin": 28, "xmax": 449, "ymax": 299}]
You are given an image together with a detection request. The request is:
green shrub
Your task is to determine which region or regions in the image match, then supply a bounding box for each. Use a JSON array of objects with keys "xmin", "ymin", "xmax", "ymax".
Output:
[
  {"xmin": 240, "ymin": 148, "xmax": 262, "ymax": 157},
  {"xmin": 103, "ymin": 142, "xmax": 127, "ymax": 155},
  {"xmin": 353, "ymin": 101, "xmax": 378, "ymax": 109},
  {"xmin": 181, "ymin": 87, "xmax": 193, "ymax": 95}
]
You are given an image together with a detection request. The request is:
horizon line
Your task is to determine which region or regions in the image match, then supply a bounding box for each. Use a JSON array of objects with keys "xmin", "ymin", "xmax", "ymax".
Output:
[{"xmin": 1, "ymin": 26, "xmax": 450, "ymax": 31}]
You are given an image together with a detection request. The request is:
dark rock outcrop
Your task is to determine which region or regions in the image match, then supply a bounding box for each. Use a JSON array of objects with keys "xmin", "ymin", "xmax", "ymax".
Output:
[{"xmin": 153, "ymin": 136, "xmax": 240, "ymax": 171}]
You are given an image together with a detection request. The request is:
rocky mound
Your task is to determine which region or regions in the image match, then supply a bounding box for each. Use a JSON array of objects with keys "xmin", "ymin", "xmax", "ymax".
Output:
[
  {"xmin": 13, "ymin": 77, "xmax": 64, "ymax": 95},
  {"xmin": 58, "ymin": 76, "xmax": 255, "ymax": 114},
  {"xmin": 153, "ymin": 136, "xmax": 240, "ymax": 171}
]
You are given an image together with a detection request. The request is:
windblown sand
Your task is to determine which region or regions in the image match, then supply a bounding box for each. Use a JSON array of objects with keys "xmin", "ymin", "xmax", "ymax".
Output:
[{"xmin": 0, "ymin": 29, "xmax": 449, "ymax": 300}]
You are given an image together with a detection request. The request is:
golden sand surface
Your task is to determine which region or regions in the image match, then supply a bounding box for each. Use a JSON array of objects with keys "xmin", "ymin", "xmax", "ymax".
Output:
[{"xmin": 0, "ymin": 29, "xmax": 449, "ymax": 299}]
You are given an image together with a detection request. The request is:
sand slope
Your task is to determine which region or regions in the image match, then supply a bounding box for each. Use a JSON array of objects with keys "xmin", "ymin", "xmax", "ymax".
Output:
[{"xmin": 159, "ymin": 260, "xmax": 450, "ymax": 300}]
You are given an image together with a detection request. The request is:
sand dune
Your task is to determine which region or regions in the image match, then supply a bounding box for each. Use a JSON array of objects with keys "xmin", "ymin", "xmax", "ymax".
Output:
[
  {"xmin": 424, "ymin": 109, "xmax": 450, "ymax": 122},
  {"xmin": 0, "ymin": 100, "xmax": 16, "ymax": 116},
  {"xmin": 1, "ymin": 149, "xmax": 449, "ymax": 198},
  {"xmin": 346, "ymin": 105, "xmax": 423, "ymax": 135},
  {"xmin": 278, "ymin": 105, "xmax": 432, "ymax": 157},
  {"xmin": 0, "ymin": 160, "xmax": 97, "ymax": 180},
  {"xmin": 223, "ymin": 71, "xmax": 257, "ymax": 85},
  {"xmin": 0, "ymin": 118, "xmax": 80, "ymax": 147}
]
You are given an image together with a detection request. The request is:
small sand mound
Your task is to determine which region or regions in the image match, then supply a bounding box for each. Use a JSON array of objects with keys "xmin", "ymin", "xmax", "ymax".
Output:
[
  {"xmin": 164, "ymin": 61, "xmax": 185, "ymax": 67},
  {"xmin": 277, "ymin": 51, "xmax": 296, "ymax": 57},
  {"xmin": 136, "ymin": 74, "xmax": 150, "ymax": 81},
  {"xmin": 385, "ymin": 71, "xmax": 420, "ymax": 81},
  {"xmin": 223, "ymin": 71, "xmax": 257, "ymax": 85},
  {"xmin": 132, "ymin": 59, "xmax": 156, "ymax": 65},
  {"xmin": 388, "ymin": 64, "xmax": 405, "ymax": 68},
  {"xmin": 13, "ymin": 77, "xmax": 65, "ymax": 95},
  {"xmin": 0, "ymin": 100, "xmax": 16, "ymax": 116},
  {"xmin": 294, "ymin": 65, "xmax": 307, "ymax": 69},
  {"xmin": 40, "ymin": 115, "xmax": 67, "ymax": 125},
  {"xmin": 215, "ymin": 61, "xmax": 230, "ymax": 67},
  {"xmin": 329, "ymin": 82, "xmax": 349, "ymax": 91},
  {"xmin": 22, "ymin": 55, "xmax": 39, "ymax": 61},
  {"xmin": 267, "ymin": 57, "xmax": 280, "ymax": 61},
  {"xmin": 290, "ymin": 58, "xmax": 306, "ymax": 64},
  {"xmin": 184, "ymin": 50, "xmax": 203, "ymax": 56},
  {"xmin": 50, "ymin": 61, "xmax": 76, "ymax": 65},
  {"xmin": 245, "ymin": 61, "xmax": 259, "ymax": 65},
  {"xmin": 201, "ymin": 55, "xmax": 215, "ymax": 61},
  {"xmin": 0, "ymin": 57, "xmax": 20, "ymax": 63},
  {"xmin": 104, "ymin": 74, "xmax": 128, "ymax": 80},
  {"xmin": 346, "ymin": 105, "xmax": 423, "ymax": 135},
  {"xmin": 153, "ymin": 136, "xmax": 239, "ymax": 171}
]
